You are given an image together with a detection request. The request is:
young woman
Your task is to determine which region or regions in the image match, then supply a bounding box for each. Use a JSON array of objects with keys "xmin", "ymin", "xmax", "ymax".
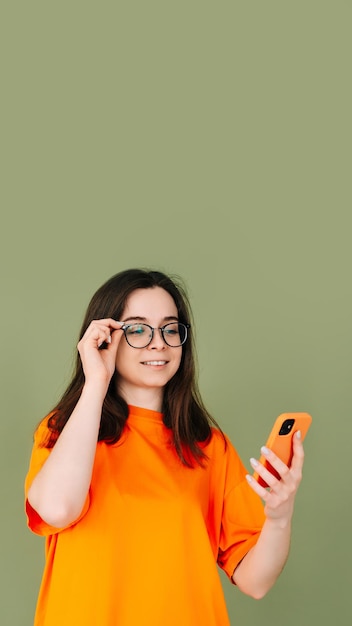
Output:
[{"xmin": 25, "ymin": 268, "xmax": 305, "ymax": 626}]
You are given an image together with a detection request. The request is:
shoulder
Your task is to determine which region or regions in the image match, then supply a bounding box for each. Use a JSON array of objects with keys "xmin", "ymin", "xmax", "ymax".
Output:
[
  {"xmin": 204, "ymin": 428, "xmax": 250, "ymax": 492},
  {"xmin": 32, "ymin": 413, "xmax": 54, "ymax": 448},
  {"xmin": 207, "ymin": 427, "xmax": 240, "ymax": 461}
]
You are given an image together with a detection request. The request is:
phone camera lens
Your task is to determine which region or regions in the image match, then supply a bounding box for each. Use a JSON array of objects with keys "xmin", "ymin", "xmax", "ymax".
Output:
[{"xmin": 279, "ymin": 419, "xmax": 295, "ymax": 436}]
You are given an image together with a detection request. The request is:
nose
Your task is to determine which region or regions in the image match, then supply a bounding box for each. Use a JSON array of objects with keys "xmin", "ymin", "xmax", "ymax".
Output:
[{"xmin": 148, "ymin": 328, "xmax": 166, "ymax": 350}]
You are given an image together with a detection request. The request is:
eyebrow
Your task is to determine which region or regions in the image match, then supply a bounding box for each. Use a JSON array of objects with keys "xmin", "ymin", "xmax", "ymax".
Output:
[{"xmin": 122, "ymin": 315, "xmax": 179, "ymax": 323}]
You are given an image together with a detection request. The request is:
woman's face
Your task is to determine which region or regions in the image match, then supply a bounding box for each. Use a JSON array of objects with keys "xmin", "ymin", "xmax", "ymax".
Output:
[{"xmin": 115, "ymin": 287, "xmax": 183, "ymax": 408}]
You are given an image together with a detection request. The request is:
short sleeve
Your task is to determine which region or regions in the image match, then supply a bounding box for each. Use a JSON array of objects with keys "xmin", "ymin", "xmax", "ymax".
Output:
[
  {"xmin": 216, "ymin": 437, "xmax": 265, "ymax": 582},
  {"xmin": 24, "ymin": 418, "xmax": 90, "ymax": 536}
]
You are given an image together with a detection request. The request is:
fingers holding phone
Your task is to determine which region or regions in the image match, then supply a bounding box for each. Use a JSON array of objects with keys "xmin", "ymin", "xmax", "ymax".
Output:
[
  {"xmin": 249, "ymin": 431, "xmax": 303, "ymax": 489},
  {"xmin": 252, "ymin": 413, "xmax": 311, "ymax": 488},
  {"xmin": 246, "ymin": 413, "xmax": 311, "ymax": 521}
]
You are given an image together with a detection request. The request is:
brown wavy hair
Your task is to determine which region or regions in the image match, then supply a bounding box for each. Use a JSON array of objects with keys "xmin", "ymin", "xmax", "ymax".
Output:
[{"xmin": 41, "ymin": 268, "xmax": 224, "ymax": 467}]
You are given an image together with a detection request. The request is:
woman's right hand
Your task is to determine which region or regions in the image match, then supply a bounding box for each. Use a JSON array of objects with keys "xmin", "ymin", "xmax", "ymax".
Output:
[{"xmin": 77, "ymin": 319, "xmax": 125, "ymax": 389}]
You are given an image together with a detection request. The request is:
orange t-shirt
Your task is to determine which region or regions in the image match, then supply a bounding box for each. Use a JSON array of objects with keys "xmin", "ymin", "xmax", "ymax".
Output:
[{"xmin": 25, "ymin": 405, "xmax": 265, "ymax": 626}]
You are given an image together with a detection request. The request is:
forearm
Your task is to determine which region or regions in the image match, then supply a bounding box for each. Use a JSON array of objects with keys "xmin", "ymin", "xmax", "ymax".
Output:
[
  {"xmin": 27, "ymin": 383, "xmax": 107, "ymax": 527},
  {"xmin": 233, "ymin": 517, "xmax": 291, "ymax": 599}
]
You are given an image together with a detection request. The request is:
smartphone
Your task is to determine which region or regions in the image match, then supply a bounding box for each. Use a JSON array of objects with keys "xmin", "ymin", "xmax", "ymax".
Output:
[{"xmin": 253, "ymin": 412, "xmax": 312, "ymax": 488}]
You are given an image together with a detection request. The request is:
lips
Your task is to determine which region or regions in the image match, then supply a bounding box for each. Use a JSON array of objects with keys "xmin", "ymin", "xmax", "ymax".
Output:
[{"xmin": 141, "ymin": 360, "xmax": 168, "ymax": 366}]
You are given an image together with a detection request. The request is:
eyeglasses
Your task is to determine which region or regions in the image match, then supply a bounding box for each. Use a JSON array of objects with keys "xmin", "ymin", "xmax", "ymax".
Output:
[{"xmin": 121, "ymin": 322, "xmax": 190, "ymax": 349}]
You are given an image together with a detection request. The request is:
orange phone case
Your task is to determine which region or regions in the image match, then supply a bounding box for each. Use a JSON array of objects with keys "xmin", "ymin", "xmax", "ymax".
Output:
[{"xmin": 253, "ymin": 412, "xmax": 312, "ymax": 488}]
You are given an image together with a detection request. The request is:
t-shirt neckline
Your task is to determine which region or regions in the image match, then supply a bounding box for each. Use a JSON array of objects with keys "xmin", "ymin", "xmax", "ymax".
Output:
[{"xmin": 128, "ymin": 404, "xmax": 164, "ymax": 422}]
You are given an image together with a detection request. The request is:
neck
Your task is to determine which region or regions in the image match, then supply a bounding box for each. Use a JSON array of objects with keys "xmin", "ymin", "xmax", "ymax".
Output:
[{"xmin": 117, "ymin": 383, "xmax": 164, "ymax": 413}]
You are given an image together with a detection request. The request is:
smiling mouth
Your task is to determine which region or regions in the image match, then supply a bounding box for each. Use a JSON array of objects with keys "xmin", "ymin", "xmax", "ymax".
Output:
[{"xmin": 141, "ymin": 360, "xmax": 168, "ymax": 366}]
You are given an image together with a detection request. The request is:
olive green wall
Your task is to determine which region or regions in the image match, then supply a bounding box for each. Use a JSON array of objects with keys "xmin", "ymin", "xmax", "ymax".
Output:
[{"xmin": 1, "ymin": 2, "xmax": 351, "ymax": 624}]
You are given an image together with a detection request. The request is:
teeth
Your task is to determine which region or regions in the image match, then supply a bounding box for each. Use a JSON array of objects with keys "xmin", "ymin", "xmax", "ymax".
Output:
[{"xmin": 142, "ymin": 361, "xmax": 167, "ymax": 365}]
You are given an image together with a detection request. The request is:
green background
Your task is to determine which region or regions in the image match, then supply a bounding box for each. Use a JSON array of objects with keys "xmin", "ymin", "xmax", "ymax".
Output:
[{"xmin": 1, "ymin": 1, "xmax": 351, "ymax": 624}]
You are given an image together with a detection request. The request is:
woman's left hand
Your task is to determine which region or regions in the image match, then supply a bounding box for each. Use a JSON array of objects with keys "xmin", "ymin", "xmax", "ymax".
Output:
[{"xmin": 247, "ymin": 431, "xmax": 304, "ymax": 523}]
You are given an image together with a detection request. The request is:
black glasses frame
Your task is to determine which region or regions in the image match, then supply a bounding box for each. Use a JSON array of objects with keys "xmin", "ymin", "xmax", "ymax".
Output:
[{"xmin": 121, "ymin": 322, "xmax": 191, "ymax": 349}]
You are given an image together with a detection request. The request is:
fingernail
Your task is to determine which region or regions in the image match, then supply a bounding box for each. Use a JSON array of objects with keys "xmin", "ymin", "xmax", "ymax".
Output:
[
  {"xmin": 261, "ymin": 446, "xmax": 270, "ymax": 456},
  {"xmin": 296, "ymin": 430, "xmax": 301, "ymax": 439},
  {"xmin": 246, "ymin": 474, "xmax": 253, "ymax": 483},
  {"xmin": 107, "ymin": 336, "xmax": 112, "ymax": 344},
  {"xmin": 250, "ymin": 457, "xmax": 259, "ymax": 467}
]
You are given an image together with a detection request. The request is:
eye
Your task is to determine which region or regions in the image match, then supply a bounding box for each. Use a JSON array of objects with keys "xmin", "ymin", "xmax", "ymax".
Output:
[
  {"xmin": 126, "ymin": 324, "xmax": 147, "ymax": 335},
  {"xmin": 163, "ymin": 323, "xmax": 179, "ymax": 335}
]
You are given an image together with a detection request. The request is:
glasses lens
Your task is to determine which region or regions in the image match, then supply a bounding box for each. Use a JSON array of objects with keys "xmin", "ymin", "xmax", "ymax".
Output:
[
  {"xmin": 124, "ymin": 324, "xmax": 152, "ymax": 348},
  {"xmin": 162, "ymin": 322, "xmax": 188, "ymax": 347}
]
